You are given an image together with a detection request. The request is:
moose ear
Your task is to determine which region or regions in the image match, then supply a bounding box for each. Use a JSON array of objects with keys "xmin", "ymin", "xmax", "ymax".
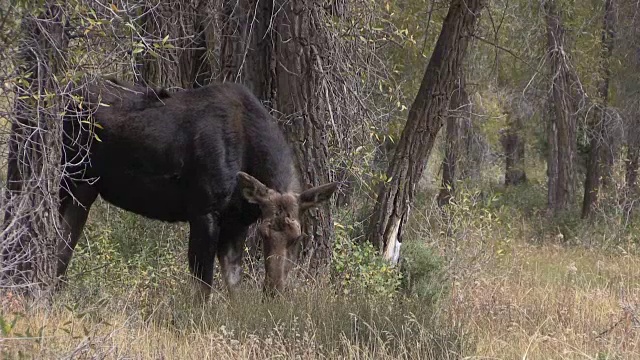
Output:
[
  {"xmin": 237, "ymin": 172, "xmax": 270, "ymax": 204},
  {"xmin": 299, "ymin": 182, "xmax": 339, "ymax": 212}
]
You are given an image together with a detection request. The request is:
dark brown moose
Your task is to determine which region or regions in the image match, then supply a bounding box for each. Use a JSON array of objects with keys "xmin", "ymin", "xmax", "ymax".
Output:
[{"xmin": 57, "ymin": 78, "xmax": 338, "ymax": 296}]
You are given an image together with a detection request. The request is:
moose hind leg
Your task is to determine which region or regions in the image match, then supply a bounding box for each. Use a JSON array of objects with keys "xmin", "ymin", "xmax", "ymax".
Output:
[
  {"xmin": 188, "ymin": 213, "xmax": 220, "ymax": 296},
  {"xmin": 57, "ymin": 183, "xmax": 98, "ymax": 279},
  {"xmin": 217, "ymin": 220, "xmax": 248, "ymax": 291}
]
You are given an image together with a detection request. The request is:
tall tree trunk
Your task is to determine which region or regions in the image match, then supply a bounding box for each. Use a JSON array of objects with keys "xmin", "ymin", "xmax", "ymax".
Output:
[
  {"xmin": 618, "ymin": 0, "xmax": 640, "ymax": 218},
  {"xmin": 545, "ymin": 0, "xmax": 577, "ymax": 214},
  {"xmin": 2, "ymin": 3, "xmax": 68, "ymax": 292},
  {"xmin": 582, "ymin": 0, "xmax": 616, "ymax": 218},
  {"xmin": 547, "ymin": 100, "xmax": 559, "ymax": 211},
  {"xmin": 438, "ymin": 76, "xmax": 470, "ymax": 206},
  {"xmin": 501, "ymin": 111, "xmax": 527, "ymax": 186},
  {"xmin": 459, "ymin": 116, "xmax": 482, "ymax": 181},
  {"xmin": 220, "ymin": 0, "xmax": 335, "ymax": 273},
  {"xmin": 625, "ymin": 120, "xmax": 640, "ymax": 217},
  {"xmin": 368, "ymin": 0, "xmax": 484, "ymax": 263},
  {"xmin": 271, "ymin": 0, "xmax": 334, "ymax": 273}
]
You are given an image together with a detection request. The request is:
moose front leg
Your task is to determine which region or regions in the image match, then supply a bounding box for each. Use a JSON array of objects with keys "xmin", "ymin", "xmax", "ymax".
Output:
[
  {"xmin": 188, "ymin": 212, "xmax": 220, "ymax": 297},
  {"xmin": 57, "ymin": 183, "xmax": 98, "ymax": 282},
  {"xmin": 217, "ymin": 220, "xmax": 248, "ymax": 292}
]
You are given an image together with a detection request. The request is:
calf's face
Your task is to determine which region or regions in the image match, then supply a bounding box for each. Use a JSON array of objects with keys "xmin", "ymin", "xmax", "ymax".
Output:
[{"xmin": 238, "ymin": 172, "xmax": 338, "ymax": 295}]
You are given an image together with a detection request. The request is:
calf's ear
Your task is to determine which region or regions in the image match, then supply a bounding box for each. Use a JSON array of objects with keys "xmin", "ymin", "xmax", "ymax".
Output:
[
  {"xmin": 237, "ymin": 172, "xmax": 270, "ymax": 204},
  {"xmin": 299, "ymin": 182, "xmax": 339, "ymax": 212}
]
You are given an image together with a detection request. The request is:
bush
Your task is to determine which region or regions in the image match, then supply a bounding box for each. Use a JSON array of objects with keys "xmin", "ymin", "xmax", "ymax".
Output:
[
  {"xmin": 64, "ymin": 200, "xmax": 188, "ymax": 305},
  {"xmin": 331, "ymin": 222, "xmax": 402, "ymax": 299},
  {"xmin": 399, "ymin": 240, "xmax": 447, "ymax": 302}
]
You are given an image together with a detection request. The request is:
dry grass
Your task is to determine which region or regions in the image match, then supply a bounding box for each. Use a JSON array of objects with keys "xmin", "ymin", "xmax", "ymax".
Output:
[
  {"xmin": 2, "ymin": 179, "xmax": 640, "ymax": 359},
  {"xmin": 4, "ymin": 236, "xmax": 639, "ymax": 359},
  {"xmin": 447, "ymin": 243, "xmax": 640, "ymax": 359},
  {"xmin": 1, "ymin": 283, "xmax": 466, "ymax": 359}
]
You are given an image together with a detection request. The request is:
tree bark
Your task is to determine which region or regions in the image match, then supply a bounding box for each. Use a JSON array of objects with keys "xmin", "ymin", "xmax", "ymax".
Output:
[
  {"xmin": 368, "ymin": 0, "xmax": 484, "ymax": 263},
  {"xmin": 137, "ymin": 0, "xmax": 216, "ymax": 88},
  {"xmin": 582, "ymin": 0, "xmax": 616, "ymax": 218},
  {"xmin": 2, "ymin": 3, "xmax": 68, "ymax": 292},
  {"xmin": 618, "ymin": 0, "xmax": 640, "ymax": 218},
  {"xmin": 625, "ymin": 121, "xmax": 640, "ymax": 217},
  {"xmin": 438, "ymin": 76, "xmax": 471, "ymax": 206},
  {"xmin": 545, "ymin": 0, "xmax": 577, "ymax": 214},
  {"xmin": 547, "ymin": 99, "xmax": 559, "ymax": 211},
  {"xmin": 220, "ymin": 0, "xmax": 335, "ymax": 273},
  {"xmin": 271, "ymin": 0, "xmax": 335, "ymax": 273},
  {"xmin": 501, "ymin": 111, "xmax": 527, "ymax": 186}
]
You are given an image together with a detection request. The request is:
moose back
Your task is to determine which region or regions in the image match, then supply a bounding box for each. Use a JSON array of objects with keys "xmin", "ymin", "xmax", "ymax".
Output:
[{"xmin": 58, "ymin": 79, "xmax": 338, "ymax": 295}]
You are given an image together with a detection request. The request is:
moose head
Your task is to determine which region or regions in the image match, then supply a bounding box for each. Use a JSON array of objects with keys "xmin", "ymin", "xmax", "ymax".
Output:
[{"xmin": 237, "ymin": 172, "xmax": 339, "ymax": 295}]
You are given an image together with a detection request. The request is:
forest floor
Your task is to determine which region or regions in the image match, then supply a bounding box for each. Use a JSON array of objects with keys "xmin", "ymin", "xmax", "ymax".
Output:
[
  {"xmin": 450, "ymin": 240, "xmax": 640, "ymax": 359},
  {"xmin": 1, "ymin": 179, "xmax": 639, "ymax": 359}
]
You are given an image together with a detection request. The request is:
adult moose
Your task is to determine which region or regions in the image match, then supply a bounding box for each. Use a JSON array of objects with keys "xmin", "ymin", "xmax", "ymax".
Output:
[{"xmin": 57, "ymin": 78, "xmax": 338, "ymax": 296}]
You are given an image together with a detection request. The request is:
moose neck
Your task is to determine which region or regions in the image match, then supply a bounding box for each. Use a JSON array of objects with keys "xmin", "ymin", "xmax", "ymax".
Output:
[{"xmin": 239, "ymin": 95, "xmax": 300, "ymax": 195}]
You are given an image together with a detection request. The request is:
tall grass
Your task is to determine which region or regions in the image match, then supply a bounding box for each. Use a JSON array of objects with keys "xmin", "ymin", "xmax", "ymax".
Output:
[
  {"xmin": 2, "ymin": 162, "xmax": 640, "ymax": 359},
  {"xmin": 1, "ymin": 199, "xmax": 469, "ymax": 359}
]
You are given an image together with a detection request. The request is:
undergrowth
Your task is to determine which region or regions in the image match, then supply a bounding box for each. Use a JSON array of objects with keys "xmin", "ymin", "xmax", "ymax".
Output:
[{"xmin": 2, "ymin": 168, "xmax": 640, "ymax": 359}]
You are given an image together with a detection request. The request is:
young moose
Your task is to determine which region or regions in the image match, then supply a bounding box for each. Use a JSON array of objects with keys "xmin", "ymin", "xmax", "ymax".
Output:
[{"xmin": 57, "ymin": 78, "xmax": 338, "ymax": 296}]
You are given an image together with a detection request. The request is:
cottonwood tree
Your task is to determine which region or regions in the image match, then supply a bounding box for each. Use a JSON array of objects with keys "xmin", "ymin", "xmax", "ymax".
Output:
[
  {"xmin": 368, "ymin": 0, "xmax": 485, "ymax": 263},
  {"xmin": 1, "ymin": 2, "xmax": 69, "ymax": 293},
  {"xmin": 438, "ymin": 75, "xmax": 472, "ymax": 206},
  {"xmin": 617, "ymin": 0, "xmax": 640, "ymax": 216},
  {"xmin": 582, "ymin": 0, "xmax": 616, "ymax": 218},
  {"xmin": 135, "ymin": 0, "xmax": 217, "ymax": 88},
  {"xmin": 501, "ymin": 94, "xmax": 527, "ymax": 186},
  {"xmin": 544, "ymin": 0, "xmax": 578, "ymax": 214},
  {"xmin": 220, "ymin": 0, "xmax": 336, "ymax": 273}
]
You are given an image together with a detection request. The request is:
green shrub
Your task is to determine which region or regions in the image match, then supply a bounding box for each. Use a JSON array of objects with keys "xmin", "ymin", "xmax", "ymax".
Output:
[
  {"xmin": 331, "ymin": 222, "xmax": 402, "ymax": 299},
  {"xmin": 65, "ymin": 201, "xmax": 188, "ymax": 300},
  {"xmin": 399, "ymin": 240, "xmax": 447, "ymax": 302}
]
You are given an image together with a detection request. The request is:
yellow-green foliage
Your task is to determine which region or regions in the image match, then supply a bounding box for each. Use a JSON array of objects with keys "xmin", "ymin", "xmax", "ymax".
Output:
[
  {"xmin": 474, "ymin": 89, "xmax": 508, "ymax": 148},
  {"xmin": 332, "ymin": 221, "xmax": 402, "ymax": 300}
]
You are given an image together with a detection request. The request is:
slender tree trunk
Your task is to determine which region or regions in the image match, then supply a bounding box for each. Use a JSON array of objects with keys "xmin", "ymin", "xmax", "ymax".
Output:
[
  {"xmin": 368, "ymin": 0, "xmax": 484, "ymax": 263},
  {"xmin": 501, "ymin": 112, "xmax": 527, "ymax": 186},
  {"xmin": 459, "ymin": 117, "xmax": 481, "ymax": 181},
  {"xmin": 582, "ymin": 0, "xmax": 616, "ymax": 218},
  {"xmin": 2, "ymin": 3, "xmax": 68, "ymax": 292},
  {"xmin": 545, "ymin": 0, "xmax": 576, "ymax": 213},
  {"xmin": 547, "ymin": 100, "xmax": 559, "ymax": 211},
  {"xmin": 438, "ymin": 76, "xmax": 470, "ymax": 206},
  {"xmin": 625, "ymin": 121, "xmax": 640, "ymax": 216}
]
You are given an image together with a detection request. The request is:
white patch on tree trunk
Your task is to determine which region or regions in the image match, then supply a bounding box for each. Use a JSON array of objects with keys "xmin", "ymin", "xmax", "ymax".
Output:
[{"xmin": 383, "ymin": 216, "xmax": 402, "ymax": 265}]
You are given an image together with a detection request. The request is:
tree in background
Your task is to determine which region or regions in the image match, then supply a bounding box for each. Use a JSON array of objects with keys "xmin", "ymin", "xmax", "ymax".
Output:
[
  {"xmin": 582, "ymin": 0, "xmax": 616, "ymax": 218},
  {"xmin": 544, "ymin": 0, "xmax": 578, "ymax": 214},
  {"xmin": 368, "ymin": 0, "xmax": 485, "ymax": 263},
  {"xmin": 438, "ymin": 74, "xmax": 472, "ymax": 206},
  {"xmin": 501, "ymin": 98, "xmax": 527, "ymax": 186},
  {"xmin": 617, "ymin": 0, "xmax": 640, "ymax": 217}
]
